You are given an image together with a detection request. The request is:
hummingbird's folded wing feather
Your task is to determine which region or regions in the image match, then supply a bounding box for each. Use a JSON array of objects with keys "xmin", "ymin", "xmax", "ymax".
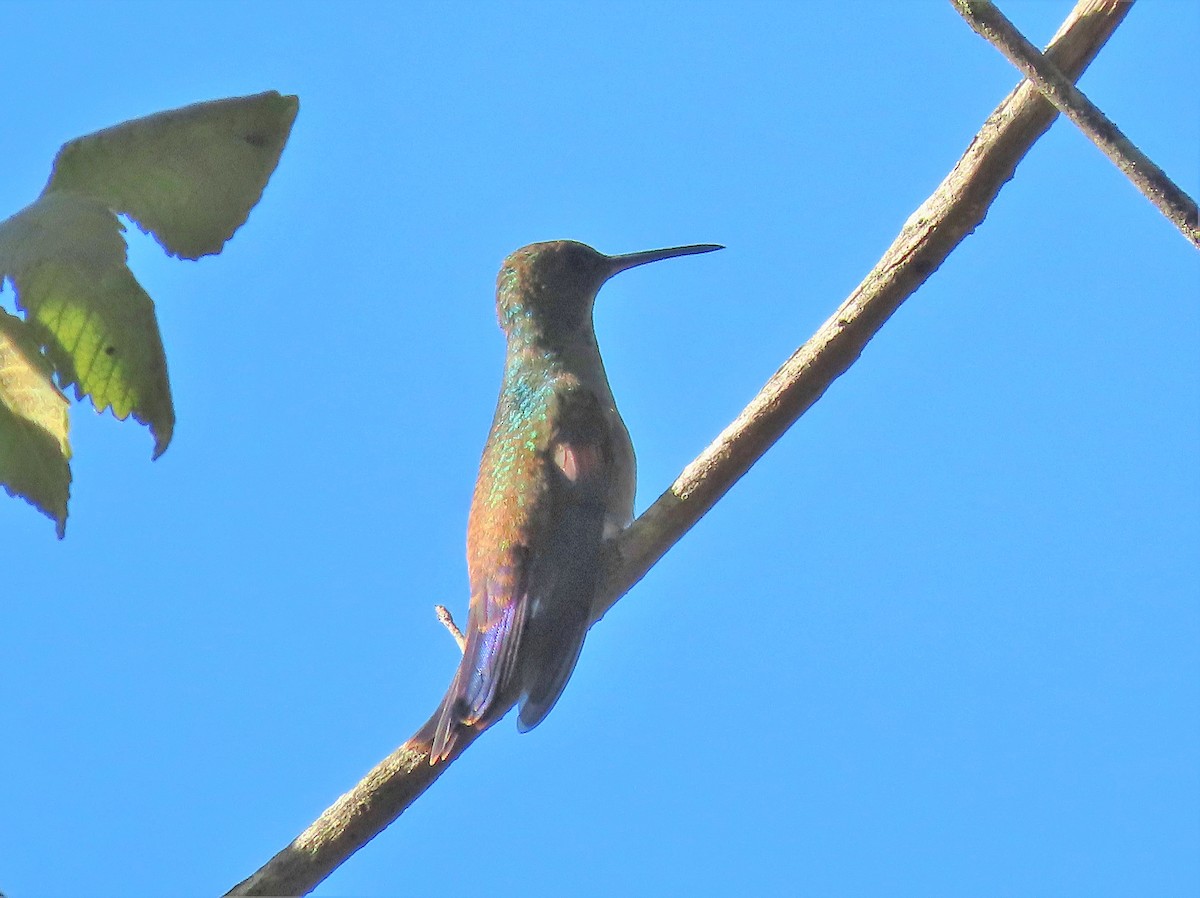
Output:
[{"xmin": 514, "ymin": 385, "xmax": 615, "ymax": 731}]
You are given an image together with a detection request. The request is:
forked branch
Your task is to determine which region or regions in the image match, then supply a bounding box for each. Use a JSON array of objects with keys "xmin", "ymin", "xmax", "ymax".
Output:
[{"xmin": 952, "ymin": 0, "xmax": 1199, "ymax": 249}]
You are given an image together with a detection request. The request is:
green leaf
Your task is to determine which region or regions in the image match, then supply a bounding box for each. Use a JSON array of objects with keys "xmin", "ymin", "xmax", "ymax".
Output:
[
  {"xmin": 44, "ymin": 91, "xmax": 299, "ymax": 260},
  {"xmin": 0, "ymin": 192, "xmax": 174, "ymax": 456},
  {"xmin": 0, "ymin": 308, "xmax": 71, "ymax": 537},
  {"xmin": 0, "ymin": 90, "xmax": 297, "ymax": 533}
]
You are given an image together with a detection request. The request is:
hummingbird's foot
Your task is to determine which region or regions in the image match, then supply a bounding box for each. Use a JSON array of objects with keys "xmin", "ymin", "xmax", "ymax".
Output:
[{"xmin": 434, "ymin": 604, "xmax": 466, "ymax": 653}]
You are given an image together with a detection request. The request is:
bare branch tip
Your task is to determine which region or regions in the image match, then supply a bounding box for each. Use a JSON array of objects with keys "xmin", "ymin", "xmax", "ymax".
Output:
[{"xmin": 434, "ymin": 604, "xmax": 466, "ymax": 652}]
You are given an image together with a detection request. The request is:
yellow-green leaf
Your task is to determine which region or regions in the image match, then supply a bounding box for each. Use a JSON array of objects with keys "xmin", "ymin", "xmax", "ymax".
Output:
[
  {"xmin": 0, "ymin": 308, "xmax": 71, "ymax": 537},
  {"xmin": 0, "ymin": 192, "xmax": 173, "ymax": 456},
  {"xmin": 44, "ymin": 91, "xmax": 299, "ymax": 260},
  {"xmin": 0, "ymin": 90, "xmax": 296, "ymax": 533}
]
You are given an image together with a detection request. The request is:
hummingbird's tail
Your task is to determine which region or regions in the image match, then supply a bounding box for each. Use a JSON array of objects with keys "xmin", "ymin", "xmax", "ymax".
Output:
[
  {"xmin": 429, "ymin": 692, "xmax": 467, "ymax": 763},
  {"xmin": 429, "ymin": 587, "xmax": 592, "ymax": 758},
  {"xmin": 431, "ymin": 665, "xmax": 494, "ymax": 764},
  {"xmin": 430, "ymin": 595, "xmax": 526, "ymax": 763}
]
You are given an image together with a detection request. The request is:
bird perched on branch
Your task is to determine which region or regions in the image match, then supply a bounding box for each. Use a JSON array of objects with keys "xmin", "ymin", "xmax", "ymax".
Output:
[{"xmin": 431, "ymin": 239, "xmax": 721, "ymax": 762}]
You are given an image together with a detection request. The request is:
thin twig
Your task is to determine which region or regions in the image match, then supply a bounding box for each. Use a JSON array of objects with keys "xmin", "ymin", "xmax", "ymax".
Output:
[
  {"xmin": 952, "ymin": 0, "xmax": 1199, "ymax": 249},
  {"xmin": 226, "ymin": 2, "xmax": 1133, "ymax": 894},
  {"xmin": 434, "ymin": 604, "xmax": 466, "ymax": 652}
]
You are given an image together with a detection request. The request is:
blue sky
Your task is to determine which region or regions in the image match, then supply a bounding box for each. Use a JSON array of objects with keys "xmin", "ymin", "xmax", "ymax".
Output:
[{"xmin": 2, "ymin": 2, "xmax": 1197, "ymax": 896}]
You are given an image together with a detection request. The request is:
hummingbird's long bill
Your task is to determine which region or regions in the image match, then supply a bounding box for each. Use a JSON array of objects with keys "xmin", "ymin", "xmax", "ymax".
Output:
[{"xmin": 605, "ymin": 243, "xmax": 724, "ymax": 276}]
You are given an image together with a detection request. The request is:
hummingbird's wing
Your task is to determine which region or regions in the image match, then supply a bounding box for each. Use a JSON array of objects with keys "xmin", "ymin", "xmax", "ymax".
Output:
[{"xmin": 513, "ymin": 384, "xmax": 614, "ymax": 731}]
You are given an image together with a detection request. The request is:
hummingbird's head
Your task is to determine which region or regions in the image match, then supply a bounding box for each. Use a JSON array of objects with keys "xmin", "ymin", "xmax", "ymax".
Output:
[
  {"xmin": 494, "ymin": 240, "xmax": 723, "ymax": 338},
  {"xmin": 495, "ymin": 241, "xmax": 611, "ymax": 337}
]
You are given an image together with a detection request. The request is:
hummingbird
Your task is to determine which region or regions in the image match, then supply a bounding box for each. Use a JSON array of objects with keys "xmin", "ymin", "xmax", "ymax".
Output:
[{"xmin": 430, "ymin": 239, "xmax": 722, "ymax": 762}]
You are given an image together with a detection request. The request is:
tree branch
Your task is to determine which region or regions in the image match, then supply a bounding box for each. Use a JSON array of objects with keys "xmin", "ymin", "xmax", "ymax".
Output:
[
  {"xmin": 952, "ymin": 0, "xmax": 1199, "ymax": 249},
  {"xmin": 591, "ymin": 0, "xmax": 1134, "ymax": 622},
  {"xmin": 227, "ymin": 1, "xmax": 1134, "ymax": 894}
]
